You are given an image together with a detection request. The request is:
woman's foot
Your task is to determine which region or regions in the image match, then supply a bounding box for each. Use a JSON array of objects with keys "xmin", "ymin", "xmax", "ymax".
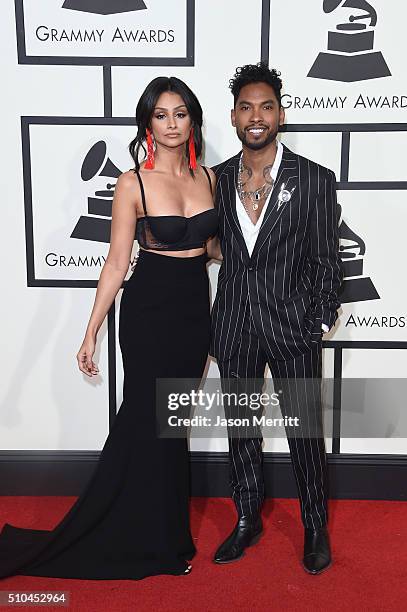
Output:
[{"xmin": 184, "ymin": 563, "xmax": 192, "ymax": 574}]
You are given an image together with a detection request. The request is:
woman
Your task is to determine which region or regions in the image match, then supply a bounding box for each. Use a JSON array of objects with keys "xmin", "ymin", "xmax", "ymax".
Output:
[{"xmin": 0, "ymin": 77, "xmax": 218, "ymax": 580}]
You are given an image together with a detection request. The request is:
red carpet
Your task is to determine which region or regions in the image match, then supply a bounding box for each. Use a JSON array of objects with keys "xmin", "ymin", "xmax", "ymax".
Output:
[{"xmin": 0, "ymin": 496, "xmax": 406, "ymax": 611}]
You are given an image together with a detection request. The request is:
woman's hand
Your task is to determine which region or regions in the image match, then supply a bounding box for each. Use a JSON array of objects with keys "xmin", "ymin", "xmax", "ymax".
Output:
[{"xmin": 77, "ymin": 334, "xmax": 99, "ymax": 377}]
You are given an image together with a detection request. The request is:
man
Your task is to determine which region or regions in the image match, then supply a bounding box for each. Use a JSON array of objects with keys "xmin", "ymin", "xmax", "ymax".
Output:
[{"xmin": 210, "ymin": 62, "xmax": 343, "ymax": 574}]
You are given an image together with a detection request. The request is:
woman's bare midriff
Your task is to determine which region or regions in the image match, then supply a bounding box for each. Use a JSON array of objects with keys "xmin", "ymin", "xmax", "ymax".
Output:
[{"xmin": 139, "ymin": 246, "xmax": 206, "ymax": 258}]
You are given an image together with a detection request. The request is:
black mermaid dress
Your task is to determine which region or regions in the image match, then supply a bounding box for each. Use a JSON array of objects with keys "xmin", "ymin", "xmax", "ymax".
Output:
[{"xmin": 0, "ymin": 168, "xmax": 218, "ymax": 580}]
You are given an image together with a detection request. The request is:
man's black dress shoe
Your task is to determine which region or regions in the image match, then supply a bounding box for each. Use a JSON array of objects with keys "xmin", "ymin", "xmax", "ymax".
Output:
[
  {"xmin": 302, "ymin": 526, "xmax": 332, "ymax": 574},
  {"xmin": 213, "ymin": 516, "xmax": 263, "ymax": 564}
]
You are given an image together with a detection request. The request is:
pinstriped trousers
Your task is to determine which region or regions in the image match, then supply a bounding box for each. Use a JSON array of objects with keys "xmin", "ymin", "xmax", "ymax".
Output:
[{"xmin": 218, "ymin": 305, "xmax": 329, "ymax": 530}]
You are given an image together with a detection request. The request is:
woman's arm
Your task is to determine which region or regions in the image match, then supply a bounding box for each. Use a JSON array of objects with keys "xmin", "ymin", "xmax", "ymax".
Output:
[
  {"xmin": 205, "ymin": 167, "xmax": 222, "ymax": 262},
  {"xmin": 77, "ymin": 172, "xmax": 138, "ymax": 376},
  {"xmin": 206, "ymin": 166, "xmax": 216, "ymax": 196},
  {"xmin": 207, "ymin": 235, "xmax": 222, "ymax": 261}
]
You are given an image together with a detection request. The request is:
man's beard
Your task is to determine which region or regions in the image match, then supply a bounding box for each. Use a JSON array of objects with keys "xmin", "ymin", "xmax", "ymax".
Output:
[{"xmin": 236, "ymin": 126, "xmax": 278, "ymax": 151}]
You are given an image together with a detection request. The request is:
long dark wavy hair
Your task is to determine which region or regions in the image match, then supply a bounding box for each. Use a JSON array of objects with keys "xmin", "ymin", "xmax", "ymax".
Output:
[{"xmin": 129, "ymin": 76, "xmax": 203, "ymax": 176}]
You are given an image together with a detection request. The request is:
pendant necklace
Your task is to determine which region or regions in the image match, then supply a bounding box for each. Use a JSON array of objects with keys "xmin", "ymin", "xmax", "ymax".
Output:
[{"xmin": 237, "ymin": 155, "xmax": 274, "ymax": 212}]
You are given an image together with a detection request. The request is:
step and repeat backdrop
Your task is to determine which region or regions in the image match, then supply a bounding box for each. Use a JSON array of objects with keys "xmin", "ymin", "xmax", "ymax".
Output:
[{"xmin": 1, "ymin": 1, "xmax": 406, "ymax": 455}]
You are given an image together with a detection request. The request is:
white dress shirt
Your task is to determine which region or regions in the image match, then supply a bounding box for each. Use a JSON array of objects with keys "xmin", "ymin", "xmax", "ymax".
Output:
[
  {"xmin": 235, "ymin": 140, "xmax": 283, "ymax": 257},
  {"xmin": 235, "ymin": 140, "xmax": 329, "ymax": 333}
]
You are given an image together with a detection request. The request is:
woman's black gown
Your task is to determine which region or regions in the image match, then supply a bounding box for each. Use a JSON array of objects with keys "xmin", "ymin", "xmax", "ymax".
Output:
[{"xmin": 0, "ymin": 248, "xmax": 212, "ymax": 580}]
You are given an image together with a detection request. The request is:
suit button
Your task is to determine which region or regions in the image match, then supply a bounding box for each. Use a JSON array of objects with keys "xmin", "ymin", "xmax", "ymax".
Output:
[{"xmin": 248, "ymin": 266, "xmax": 253, "ymax": 271}]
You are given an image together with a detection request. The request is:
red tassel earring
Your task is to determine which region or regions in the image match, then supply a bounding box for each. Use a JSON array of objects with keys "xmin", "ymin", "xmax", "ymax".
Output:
[
  {"xmin": 144, "ymin": 127, "xmax": 155, "ymax": 169},
  {"xmin": 188, "ymin": 128, "xmax": 197, "ymax": 171}
]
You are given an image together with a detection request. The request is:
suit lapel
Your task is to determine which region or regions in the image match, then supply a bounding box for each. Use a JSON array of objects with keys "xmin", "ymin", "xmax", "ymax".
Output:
[
  {"xmin": 217, "ymin": 145, "xmax": 299, "ymax": 263},
  {"xmin": 251, "ymin": 144, "xmax": 298, "ymax": 258}
]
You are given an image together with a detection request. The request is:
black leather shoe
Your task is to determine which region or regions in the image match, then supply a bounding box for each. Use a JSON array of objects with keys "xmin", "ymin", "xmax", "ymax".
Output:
[
  {"xmin": 302, "ymin": 526, "xmax": 332, "ymax": 574},
  {"xmin": 213, "ymin": 516, "xmax": 263, "ymax": 564}
]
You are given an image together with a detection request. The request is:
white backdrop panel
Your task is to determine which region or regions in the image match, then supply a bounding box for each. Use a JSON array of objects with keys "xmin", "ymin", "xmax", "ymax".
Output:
[
  {"xmin": 333, "ymin": 190, "xmax": 407, "ymax": 342},
  {"xmin": 0, "ymin": 290, "xmax": 109, "ymax": 450},
  {"xmin": 342, "ymin": 349, "xmax": 407, "ymax": 379},
  {"xmin": 269, "ymin": 0, "xmax": 407, "ymax": 123},
  {"xmin": 341, "ymin": 349, "xmax": 407, "ymax": 454},
  {"xmin": 29, "ymin": 124, "xmax": 137, "ymax": 283},
  {"xmin": 349, "ymin": 132, "xmax": 407, "ymax": 182},
  {"xmin": 279, "ymin": 132, "xmax": 342, "ymax": 179},
  {"xmin": 21, "ymin": 0, "xmax": 188, "ymax": 59}
]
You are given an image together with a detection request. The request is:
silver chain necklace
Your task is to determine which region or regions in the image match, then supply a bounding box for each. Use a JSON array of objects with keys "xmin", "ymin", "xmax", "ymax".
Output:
[{"xmin": 237, "ymin": 155, "xmax": 275, "ymax": 212}]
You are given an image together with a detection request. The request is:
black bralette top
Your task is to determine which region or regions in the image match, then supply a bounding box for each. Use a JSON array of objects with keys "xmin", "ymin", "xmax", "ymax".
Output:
[{"xmin": 134, "ymin": 166, "xmax": 218, "ymax": 251}]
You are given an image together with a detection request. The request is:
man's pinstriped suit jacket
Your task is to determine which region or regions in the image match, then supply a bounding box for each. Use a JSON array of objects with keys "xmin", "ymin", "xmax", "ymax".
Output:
[{"xmin": 210, "ymin": 144, "xmax": 344, "ymax": 363}]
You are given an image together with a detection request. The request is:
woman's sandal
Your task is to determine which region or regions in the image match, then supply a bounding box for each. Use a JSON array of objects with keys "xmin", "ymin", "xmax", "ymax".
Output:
[{"xmin": 184, "ymin": 563, "xmax": 192, "ymax": 575}]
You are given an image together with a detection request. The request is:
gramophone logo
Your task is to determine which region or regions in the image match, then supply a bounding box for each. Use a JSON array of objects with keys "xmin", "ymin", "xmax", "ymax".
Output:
[
  {"xmin": 338, "ymin": 205, "xmax": 380, "ymax": 303},
  {"xmin": 62, "ymin": 0, "xmax": 147, "ymax": 14},
  {"xmin": 71, "ymin": 141, "xmax": 122, "ymax": 244},
  {"xmin": 308, "ymin": 0, "xmax": 391, "ymax": 82}
]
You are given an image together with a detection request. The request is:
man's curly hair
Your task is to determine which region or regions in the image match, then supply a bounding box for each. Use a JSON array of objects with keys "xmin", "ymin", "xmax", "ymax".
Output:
[{"xmin": 229, "ymin": 62, "xmax": 283, "ymax": 107}]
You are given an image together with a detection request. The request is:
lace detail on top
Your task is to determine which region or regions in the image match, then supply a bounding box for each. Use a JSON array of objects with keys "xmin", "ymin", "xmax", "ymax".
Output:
[{"xmin": 133, "ymin": 167, "xmax": 218, "ymax": 253}]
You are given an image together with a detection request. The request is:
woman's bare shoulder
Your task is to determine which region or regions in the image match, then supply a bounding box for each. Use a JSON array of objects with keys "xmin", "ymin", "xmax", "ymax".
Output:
[
  {"xmin": 199, "ymin": 164, "xmax": 216, "ymax": 191},
  {"xmin": 114, "ymin": 169, "xmax": 140, "ymax": 193},
  {"xmin": 112, "ymin": 171, "xmax": 144, "ymax": 214},
  {"xmin": 200, "ymin": 165, "xmax": 215, "ymax": 178}
]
